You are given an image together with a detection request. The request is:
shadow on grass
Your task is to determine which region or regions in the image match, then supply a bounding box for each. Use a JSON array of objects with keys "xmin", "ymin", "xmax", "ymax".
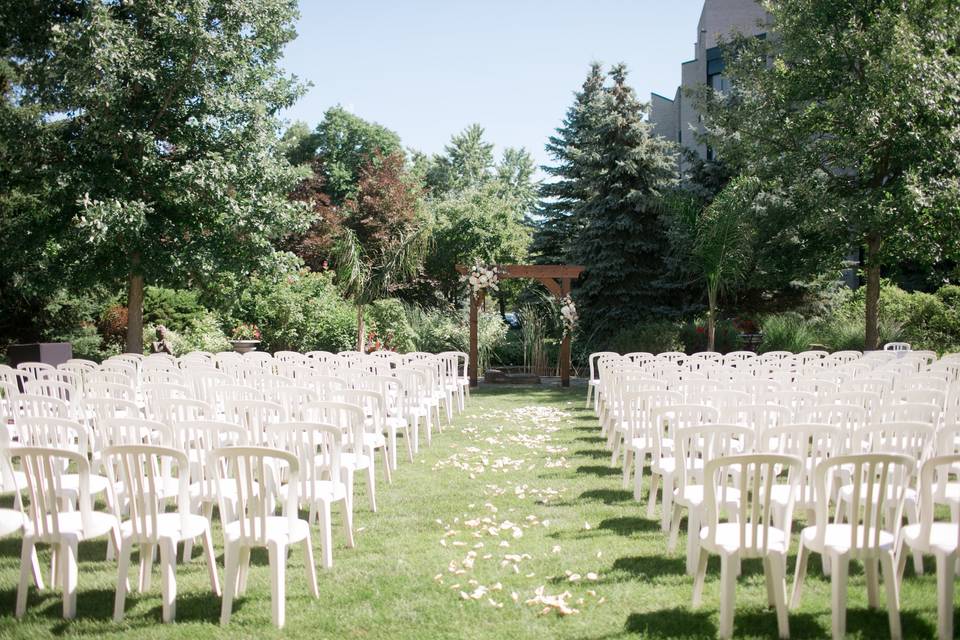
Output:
[
  {"xmin": 573, "ymin": 448, "xmax": 611, "ymax": 460},
  {"xmin": 575, "ymin": 465, "xmax": 620, "ymax": 477},
  {"xmin": 597, "ymin": 516, "xmax": 660, "ymax": 536},
  {"xmin": 578, "ymin": 489, "xmax": 633, "ymax": 505},
  {"xmin": 624, "ymin": 607, "xmax": 716, "ymax": 638},
  {"xmin": 574, "ymin": 436, "xmax": 606, "ymax": 445},
  {"xmin": 607, "ymin": 554, "xmax": 688, "ymax": 581}
]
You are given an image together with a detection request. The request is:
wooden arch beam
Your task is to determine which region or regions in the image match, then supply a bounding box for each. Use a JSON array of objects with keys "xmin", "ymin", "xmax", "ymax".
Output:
[{"xmin": 455, "ymin": 264, "xmax": 584, "ymax": 388}]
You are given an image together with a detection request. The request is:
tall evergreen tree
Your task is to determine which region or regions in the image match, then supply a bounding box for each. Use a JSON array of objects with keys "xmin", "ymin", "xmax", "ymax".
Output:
[
  {"xmin": 570, "ymin": 64, "xmax": 677, "ymax": 336},
  {"xmin": 532, "ymin": 63, "xmax": 605, "ymax": 264}
]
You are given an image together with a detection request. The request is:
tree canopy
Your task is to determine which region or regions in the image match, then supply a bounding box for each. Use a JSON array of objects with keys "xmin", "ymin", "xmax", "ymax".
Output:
[
  {"xmin": 698, "ymin": 0, "xmax": 960, "ymax": 348},
  {"xmin": 1, "ymin": 0, "xmax": 308, "ymax": 352}
]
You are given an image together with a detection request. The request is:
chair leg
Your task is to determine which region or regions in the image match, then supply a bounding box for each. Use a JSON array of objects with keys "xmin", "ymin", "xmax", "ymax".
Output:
[
  {"xmin": 879, "ymin": 551, "xmax": 902, "ymax": 639},
  {"xmin": 770, "ymin": 554, "xmax": 790, "ymax": 640},
  {"xmin": 366, "ymin": 461, "xmax": 377, "ymax": 512},
  {"xmin": 667, "ymin": 504, "xmax": 682, "ymax": 554},
  {"xmin": 763, "ymin": 556, "xmax": 776, "ymax": 608},
  {"xmin": 718, "ymin": 553, "xmax": 737, "ymax": 640},
  {"xmin": 62, "ymin": 539, "xmax": 79, "ymax": 620},
  {"xmin": 201, "ymin": 526, "xmax": 221, "ymax": 596},
  {"xmin": 268, "ymin": 541, "xmax": 287, "ymax": 629},
  {"xmin": 139, "ymin": 542, "xmax": 154, "ymax": 592},
  {"xmin": 621, "ymin": 449, "xmax": 632, "ymax": 487},
  {"xmin": 692, "ymin": 548, "xmax": 709, "ymax": 607},
  {"xmin": 388, "ymin": 429, "xmax": 398, "ymax": 471},
  {"xmin": 159, "ymin": 539, "xmax": 177, "ymax": 623},
  {"xmin": 237, "ymin": 546, "xmax": 252, "ymax": 595},
  {"xmin": 318, "ymin": 502, "xmax": 333, "ymax": 569},
  {"xmin": 114, "ymin": 539, "xmax": 133, "ymax": 622},
  {"xmin": 29, "ymin": 545, "xmax": 44, "ymax": 591},
  {"xmin": 790, "ymin": 540, "xmax": 809, "ymax": 609},
  {"xmin": 935, "ymin": 551, "xmax": 955, "ymax": 640},
  {"xmin": 303, "ymin": 533, "xmax": 319, "ymax": 599},
  {"xmin": 906, "ymin": 501, "xmax": 923, "ymax": 575},
  {"xmin": 341, "ymin": 497, "xmax": 355, "ymax": 549},
  {"xmin": 220, "ymin": 541, "xmax": 239, "ymax": 626},
  {"xmin": 660, "ymin": 475, "xmax": 674, "ymax": 532},
  {"xmin": 647, "ymin": 473, "xmax": 660, "ymax": 518},
  {"xmin": 685, "ymin": 510, "xmax": 701, "ymax": 576},
  {"xmin": 404, "ymin": 425, "xmax": 414, "ymax": 462},
  {"xmin": 382, "ymin": 447, "xmax": 392, "ymax": 484},
  {"xmin": 865, "ymin": 558, "xmax": 879, "ymax": 609},
  {"xmin": 830, "ymin": 553, "xmax": 849, "ymax": 640},
  {"xmin": 16, "ymin": 537, "xmax": 35, "ymax": 618}
]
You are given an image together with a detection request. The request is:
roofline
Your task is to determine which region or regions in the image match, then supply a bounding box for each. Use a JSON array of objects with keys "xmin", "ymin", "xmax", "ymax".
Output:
[{"xmin": 650, "ymin": 92, "xmax": 675, "ymax": 102}]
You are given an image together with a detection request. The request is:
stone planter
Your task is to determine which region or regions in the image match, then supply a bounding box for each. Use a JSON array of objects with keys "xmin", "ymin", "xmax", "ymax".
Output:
[{"xmin": 229, "ymin": 340, "xmax": 261, "ymax": 354}]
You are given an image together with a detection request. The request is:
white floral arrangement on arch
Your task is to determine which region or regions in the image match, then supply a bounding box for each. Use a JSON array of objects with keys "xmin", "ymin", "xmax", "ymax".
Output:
[
  {"xmin": 463, "ymin": 263, "xmax": 501, "ymax": 296},
  {"xmin": 559, "ymin": 295, "xmax": 578, "ymax": 336}
]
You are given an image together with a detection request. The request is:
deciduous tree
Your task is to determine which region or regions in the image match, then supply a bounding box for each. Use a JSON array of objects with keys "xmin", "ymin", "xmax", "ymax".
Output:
[
  {"xmin": 699, "ymin": 0, "xmax": 960, "ymax": 349},
  {"xmin": 1, "ymin": 0, "xmax": 308, "ymax": 353}
]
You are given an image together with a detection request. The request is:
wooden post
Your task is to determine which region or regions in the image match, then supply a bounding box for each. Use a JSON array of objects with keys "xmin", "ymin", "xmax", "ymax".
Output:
[
  {"xmin": 560, "ymin": 278, "xmax": 571, "ymax": 388},
  {"xmin": 469, "ymin": 290, "xmax": 483, "ymax": 387}
]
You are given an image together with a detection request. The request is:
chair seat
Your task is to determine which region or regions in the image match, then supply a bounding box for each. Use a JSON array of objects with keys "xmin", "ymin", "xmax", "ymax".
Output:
[
  {"xmin": 800, "ymin": 524, "xmax": 896, "ymax": 554},
  {"xmin": 59, "ymin": 473, "xmax": 110, "ymax": 497},
  {"xmin": 363, "ymin": 432, "xmax": 386, "ymax": 448},
  {"xmin": 700, "ymin": 523, "xmax": 789, "ymax": 554},
  {"xmin": 901, "ymin": 522, "xmax": 960, "ymax": 555},
  {"xmin": 341, "ymin": 452, "xmax": 371, "ymax": 470},
  {"xmin": 119, "ymin": 512, "xmax": 209, "ymax": 543},
  {"xmin": 675, "ymin": 485, "xmax": 741, "ymax": 508},
  {"xmin": 279, "ymin": 480, "xmax": 347, "ymax": 503},
  {"xmin": 0, "ymin": 508, "xmax": 25, "ymax": 538},
  {"xmin": 768, "ymin": 483, "xmax": 815, "ymax": 507},
  {"xmin": 224, "ymin": 515, "xmax": 310, "ymax": 546},
  {"xmin": 653, "ymin": 457, "xmax": 675, "ymax": 474},
  {"xmin": 25, "ymin": 510, "xmax": 118, "ymax": 542},
  {"xmin": 627, "ymin": 437, "xmax": 651, "ymax": 451}
]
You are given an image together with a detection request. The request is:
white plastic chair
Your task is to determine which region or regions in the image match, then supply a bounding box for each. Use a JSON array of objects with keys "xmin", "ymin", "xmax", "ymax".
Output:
[
  {"xmin": 13, "ymin": 447, "xmax": 121, "ymax": 619},
  {"xmin": 791, "ymin": 453, "xmax": 914, "ymax": 640},
  {"xmin": 692, "ymin": 453, "xmax": 802, "ymax": 640},
  {"xmin": 647, "ymin": 404, "xmax": 719, "ymax": 531},
  {"xmin": 105, "ymin": 444, "xmax": 220, "ymax": 622},
  {"xmin": 214, "ymin": 446, "xmax": 318, "ymax": 628},
  {"xmin": 266, "ymin": 422, "xmax": 353, "ymax": 568},
  {"xmin": 668, "ymin": 423, "xmax": 753, "ymax": 575},
  {"xmin": 897, "ymin": 454, "xmax": 960, "ymax": 640}
]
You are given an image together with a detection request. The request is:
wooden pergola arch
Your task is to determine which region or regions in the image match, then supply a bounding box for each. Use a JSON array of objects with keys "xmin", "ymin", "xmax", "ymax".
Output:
[{"xmin": 455, "ymin": 264, "xmax": 584, "ymax": 388}]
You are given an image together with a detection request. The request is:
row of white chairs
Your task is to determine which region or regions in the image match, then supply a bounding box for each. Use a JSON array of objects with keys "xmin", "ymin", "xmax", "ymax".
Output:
[
  {"xmin": 587, "ymin": 348, "xmax": 960, "ymax": 640},
  {"xmin": 0, "ymin": 348, "xmax": 471, "ymax": 628}
]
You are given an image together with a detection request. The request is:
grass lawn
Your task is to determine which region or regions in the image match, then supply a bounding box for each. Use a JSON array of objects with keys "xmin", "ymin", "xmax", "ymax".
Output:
[{"xmin": 0, "ymin": 385, "xmax": 952, "ymax": 638}]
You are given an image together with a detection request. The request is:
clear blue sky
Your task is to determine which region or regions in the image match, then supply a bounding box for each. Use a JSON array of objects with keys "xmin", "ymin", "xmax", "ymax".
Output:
[{"xmin": 281, "ymin": 1, "xmax": 704, "ymax": 169}]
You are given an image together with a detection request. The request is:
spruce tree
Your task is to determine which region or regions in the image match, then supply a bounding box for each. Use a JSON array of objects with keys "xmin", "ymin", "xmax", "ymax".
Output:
[
  {"xmin": 570, "ymin": 64, "xmax": 677, "ymax": 337},
  {"xmin": 532, "ymin": 63, "xmax": 605, "ymax": 264}
]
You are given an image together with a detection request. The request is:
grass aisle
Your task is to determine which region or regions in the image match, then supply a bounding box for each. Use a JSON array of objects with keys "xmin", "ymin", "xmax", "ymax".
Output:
[{"xmin": 0, "ymin": 385, "xmax": 951, "ymax": 638}]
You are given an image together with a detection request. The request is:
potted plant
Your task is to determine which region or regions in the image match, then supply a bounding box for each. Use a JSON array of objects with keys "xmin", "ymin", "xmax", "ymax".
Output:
[{"xmin": 229, "ymin": 323, "xmax": 262, "ymax": 354}]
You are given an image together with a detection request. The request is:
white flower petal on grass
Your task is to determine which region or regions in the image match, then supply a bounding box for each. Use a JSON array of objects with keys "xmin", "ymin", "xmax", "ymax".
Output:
[{"xmin": 586, "ymin": 572, "xmax": 599, "ymax": 581}]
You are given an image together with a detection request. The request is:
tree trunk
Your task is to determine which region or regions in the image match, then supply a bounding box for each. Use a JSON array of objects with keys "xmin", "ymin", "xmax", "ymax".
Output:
[
  {"xmin": 356, "ymin": 304, "xmax": 366, "ymax": 352},
  {"xmin": 125, "ymin": 254, "xmax": 145, "ymax": 354},
  {"xmin": 706, "ymin": 285, "xmax": 717, "ymax": 352},
  {"xmin": 864, "ymin": 232, "xmax": 882, "ymax": 350}
]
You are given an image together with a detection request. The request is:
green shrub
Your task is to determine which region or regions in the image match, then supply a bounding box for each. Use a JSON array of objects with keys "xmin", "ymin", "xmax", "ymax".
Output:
[
  {"xmin": 758, "ymin": 313, "xmax": 818, "ymax": 353},
  {"xmin": 815, "ymin": 316, "xmax": 905, "ymax": 352},
  {"xmin": 606, "ymin": 321, "xmax": 682, "ymax": 354},
  {"xmin": 679, "ymin": 319, "xmax": 742, "ymax": 354},
  {"xmin": 40, "ymin": 288, "xmax": 119, "ymax": 362},
  {"xmin": 143, "ymin": 287, "xmax": 208, "ymax": 333},
  {"xmin": 406, "ymin": 306, "xmax": 506, "ymax": 371},
  {"xmin": 367, "ymin": 299, "xmax": 416, "ymax": 353},
  {"xmin": 830, "ymin": 282, "xmax": 960, "ymax": 352},
  {"xmin": 492, "ymin": 328, "xmax": 524, "ymax": 366},
  {"xmin": 236, "ymin": 270, "xmax": 356, "ymax": 353},
  {"xmin": 144, "ymin": 315, "xmax": 231, "ymax": 357}
]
